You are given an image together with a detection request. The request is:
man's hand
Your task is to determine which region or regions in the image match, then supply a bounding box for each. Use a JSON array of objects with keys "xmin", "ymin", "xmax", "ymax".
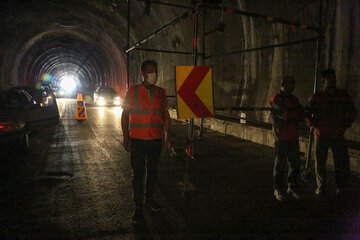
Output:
[{"xmin": 123, "ymin": 134, "xmax": 130, "ymax": 152}]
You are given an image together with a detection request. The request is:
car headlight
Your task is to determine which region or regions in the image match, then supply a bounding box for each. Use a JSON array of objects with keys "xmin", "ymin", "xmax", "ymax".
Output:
[
  {"xmin": 114, "ymin": 97, "xmax": 120, "ymax": 100},
  {"xmin": 98, "ymin": 99, "xmax": 106, "ymax": 105}
]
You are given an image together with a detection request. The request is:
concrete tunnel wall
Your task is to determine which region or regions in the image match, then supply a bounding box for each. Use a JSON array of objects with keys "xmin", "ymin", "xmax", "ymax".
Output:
[{"xmin": 0, "ymin": 0, "xmax": 359, "ymax": 156}]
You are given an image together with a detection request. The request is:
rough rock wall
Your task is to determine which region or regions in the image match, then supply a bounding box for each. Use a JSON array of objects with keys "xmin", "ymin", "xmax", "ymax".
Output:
[
  {"xmin": 199, "ymin": 0, "xmax": 359, "ymax": 142},
  {"xmin": 127, "ymin": 2, "xmax": 195, "ymax": 96},
  {"xmin": 320, "ymin": 0, "xmax": 360, "ymax": 142},
  {"xmin": 204, "ymin": 0, "xmax": 316, "ymax": 120}
]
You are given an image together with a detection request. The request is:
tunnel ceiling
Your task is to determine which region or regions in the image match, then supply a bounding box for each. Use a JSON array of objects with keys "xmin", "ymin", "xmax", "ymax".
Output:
[
  {"xmin": 0, "ymin": 0, "xmax": 320, "ymax": 93},
  {"xmin": 0, "ymin": 0, "xmax": 133, "ymax": 95}
]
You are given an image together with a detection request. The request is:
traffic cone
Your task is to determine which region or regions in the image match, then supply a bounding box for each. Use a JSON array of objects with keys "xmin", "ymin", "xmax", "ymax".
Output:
[{"xmin": 76, "ymin": 93, "xmax": 87, "ymax": 120}]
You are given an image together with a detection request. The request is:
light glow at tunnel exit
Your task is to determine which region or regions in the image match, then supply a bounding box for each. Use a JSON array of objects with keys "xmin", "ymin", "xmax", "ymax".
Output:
[{"xmin": 59, "ymin": 74, "xmax": 78, "ymax": 93}]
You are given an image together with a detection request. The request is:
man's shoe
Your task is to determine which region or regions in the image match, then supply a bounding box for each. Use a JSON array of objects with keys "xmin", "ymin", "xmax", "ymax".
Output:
[
  {"xmin": 131, "ymin": 207, "xmax": 144, "ymax": 224},
  {"xmin": 274, "ymin": 189, "xmax": 285, "ymax": 201},
  {"xmin": 287, "ymin": 188, "xmax": 300, "ymax": 200},
  {"xmin": 144, "ymin": 199, "xmax": 161, "ymax": 212}
]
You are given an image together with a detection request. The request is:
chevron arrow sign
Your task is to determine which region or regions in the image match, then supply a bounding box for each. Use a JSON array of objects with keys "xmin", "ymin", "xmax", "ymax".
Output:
[{"xmin": 176, "ymin": 66, "xmax": 214, "ymax": 119}]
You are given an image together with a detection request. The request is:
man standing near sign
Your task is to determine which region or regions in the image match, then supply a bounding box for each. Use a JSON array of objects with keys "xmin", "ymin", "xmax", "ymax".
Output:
[
  {"xmin": 270, "ymin": 76, "xmax": 305, "ymax": 201},
  {"xmin": 121, "ymin": 60, "xmax": 171, "ymax": 224},
  {"xmin": 305, "ymin": 69, "xmax": 357, "ymax": 197}
]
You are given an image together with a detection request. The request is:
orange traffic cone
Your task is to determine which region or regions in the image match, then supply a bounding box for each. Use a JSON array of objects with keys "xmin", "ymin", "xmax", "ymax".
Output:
[{"xmin": 76, "ymin": 93, "xmax": 87, "ymax": 120}]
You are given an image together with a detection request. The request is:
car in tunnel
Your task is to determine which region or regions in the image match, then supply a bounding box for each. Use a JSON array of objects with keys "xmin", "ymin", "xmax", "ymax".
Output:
[
  {"xmin": 11, "ymin": 86, "xmax": 60, "ymax": 125},
  {"xmin": 0, "ymin": 90, "xmax": 38, "ymax": 149},
  {"xmin": 0, "ymin": 89, "xmax": 60, "ymax": 150},
  {"xmin": 53, "ymin": 87, "xmax": 65, "ymax": 98},
  {"xmin": 93, "ymin": 86, "xmax": 121, "ymax": 106}
]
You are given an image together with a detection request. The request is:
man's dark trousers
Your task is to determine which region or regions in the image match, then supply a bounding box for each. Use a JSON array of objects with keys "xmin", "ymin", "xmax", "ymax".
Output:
[
  {"xmin": 273, "ymin": 140, "xmax": 300, "ymax": 190},
  {"xmin": 130, "ymin": 138, "xmax": 162, "ymax": 207},
  {"xmin": 314, "ymin": 134, "xmax": 350, "ymax": 191}
]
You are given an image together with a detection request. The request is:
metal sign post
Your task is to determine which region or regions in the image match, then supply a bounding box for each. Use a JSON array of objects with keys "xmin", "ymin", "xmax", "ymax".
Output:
[
  {"xmin": 179, "ymin": 4, "xmax": 200, "ymax": 192},
  {"xmin": 302, "ymin": 0, "xmax": 323, "ymax": 182}
]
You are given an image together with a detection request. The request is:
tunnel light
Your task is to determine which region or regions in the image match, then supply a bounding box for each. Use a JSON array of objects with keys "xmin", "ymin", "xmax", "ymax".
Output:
[{"xmin": 60, "ymin": 75, "xmax": 78, "ymax": 93}]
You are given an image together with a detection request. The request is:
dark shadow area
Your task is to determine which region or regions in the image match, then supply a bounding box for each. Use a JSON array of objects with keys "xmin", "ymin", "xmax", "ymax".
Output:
[
  {"xmin": 155, "ymin": 119, "xmax": 360, "ymax": 240},
  {"xmin": 0, "ymin": 125, "xmax": 73, "ymax": 240},
  {"xmin": 1, "ymin": 119, "xmax": 359, "ymax": 240}
]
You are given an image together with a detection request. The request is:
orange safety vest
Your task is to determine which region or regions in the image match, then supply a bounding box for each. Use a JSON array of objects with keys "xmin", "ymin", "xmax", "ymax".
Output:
[{"xmin": 129, "ymin": 84, "xmax": 166, "ymax": 140}]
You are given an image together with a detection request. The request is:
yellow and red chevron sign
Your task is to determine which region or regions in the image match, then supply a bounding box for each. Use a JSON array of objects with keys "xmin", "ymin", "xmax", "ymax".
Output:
[{"xmin": 176, "ymin": 66, "xmax": 214, "ymax": 119}]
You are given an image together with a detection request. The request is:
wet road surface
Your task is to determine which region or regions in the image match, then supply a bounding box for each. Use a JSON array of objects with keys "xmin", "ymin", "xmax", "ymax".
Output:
[{"xmin": 0, "ymin": 99, "xmax": 359, "ymax": 240}]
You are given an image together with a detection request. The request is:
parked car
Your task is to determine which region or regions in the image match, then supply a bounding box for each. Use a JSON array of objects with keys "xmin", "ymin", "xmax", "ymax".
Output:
[
  {"xmin": 0, "ymin": 90, "xmax": 37, "ymax": 149},
  {"xmin": 93, "ymin": 86, "xmax": 121, "ymax": 106},
  {"xmin": 0, "ymin": 89, "xmax": 59, "ymax": 150},
  {"xmin": 11, "ymin": 86, "xmax": 59, "ymax": 125}
]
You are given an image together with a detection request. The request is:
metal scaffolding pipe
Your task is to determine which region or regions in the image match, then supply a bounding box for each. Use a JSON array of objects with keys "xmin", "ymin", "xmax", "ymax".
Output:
[
  {"xmin": 125, "ymin": 11, "xmax": 193, "ymax": 53},
  {"xmin": 313, "ymin": 2, "xmax": 323, "ymax": 93},
  {"xmin": 133, "ymin": 47, "xmax": 204, "ymax": 55},
  {"xmin": 206, "ymin": 5, "xmax": 318, "ymax": 32},
  {"xmin": 200, "ymin": 8, "xmax": 206, "ymax": 137},
  {"xmin": 187, "ymin": 5, "xmax": 200, "ymax": 157},
  {"xmin": 138, "ymin": 0, "xmax": 318, "ymax": 32},
  {"xmin": 138, "ymin": 0, "xmax": 193, "ymax": 10},
  {"xmin": 126, "ymin": 0, "xmax": 131, "ymax": 88},
  {"xmin": 303, "ymin": 0, "xmax": 323, "ymax": 180},
  {"xmin": 204, "ymin": 37, "xmax": 318, "ymax": 59},
  {"xmin": 215, "ymin": 107, "xmax": 271, "ymax": 111}
]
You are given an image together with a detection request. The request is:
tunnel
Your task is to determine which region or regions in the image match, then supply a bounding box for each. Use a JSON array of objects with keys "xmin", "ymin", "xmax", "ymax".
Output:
[
  {"xmin": 0, "ymin": 0, "xmax": 128, "ymax": 99},
  {"xmin": 1, "ymin": 0, "xmax": 359, "ymax": 137},
  {"xmin": 0, "ymin": 0, "xmax": 360, "ymax": 239}
]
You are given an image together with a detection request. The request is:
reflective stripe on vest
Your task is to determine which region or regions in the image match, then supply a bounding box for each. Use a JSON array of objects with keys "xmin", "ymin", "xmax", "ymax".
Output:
[
  {"xmin": 130, "ymin": 109, "xmax": 162, "ymax": 115},
  {"xmin": 129, "ymin": 123, "xmax": 163, "ymax": 129},
  {"xmin": 129, "ymin": 85, "xmax": 165, "ymax": 139}
]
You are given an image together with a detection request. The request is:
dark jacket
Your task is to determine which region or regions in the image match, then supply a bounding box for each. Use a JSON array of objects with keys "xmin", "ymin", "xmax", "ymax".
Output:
[
  {"xmin": 270, "ymin": 91, "xmax": 305, "ymax": 142},
  {"xmin": 305, "ymin": 88, "xmax": 357, "ymax": 137}
]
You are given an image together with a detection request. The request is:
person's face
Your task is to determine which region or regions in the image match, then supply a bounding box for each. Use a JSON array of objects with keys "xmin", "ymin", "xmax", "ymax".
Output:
[
  {"xmin": 281, "ymin": 80, "xmax": 295, "ymax": 95},
  {"xmin": 141, "ymin": 64, "xmax": 157, "ymax": 85},
  {"xmin": 323, "ymin": 73, "xmax": 336, "ymax": 89}
]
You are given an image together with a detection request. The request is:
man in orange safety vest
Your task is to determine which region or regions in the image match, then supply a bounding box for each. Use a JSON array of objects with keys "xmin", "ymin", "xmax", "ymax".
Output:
[{"xmin": 121, "ymin": 60, "xmax": 171, "ymax": 224}]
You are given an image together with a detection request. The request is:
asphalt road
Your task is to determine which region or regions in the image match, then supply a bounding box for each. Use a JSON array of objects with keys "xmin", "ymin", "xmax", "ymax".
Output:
[{"xmin": 0, "ymin": 99, "xmax": 359, "ymax": 240}]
